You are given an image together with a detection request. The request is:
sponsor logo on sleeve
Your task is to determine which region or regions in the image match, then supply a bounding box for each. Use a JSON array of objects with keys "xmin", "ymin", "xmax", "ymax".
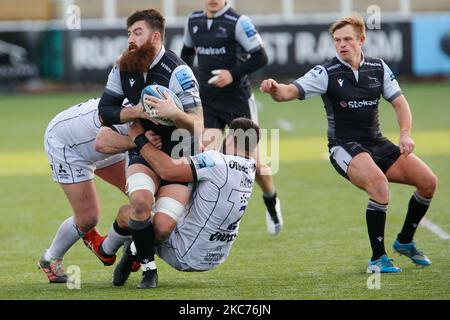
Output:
[
  {"xmin": 194, "ymin": 153, "xmax": 216, "ymax": 169},
  {"xmin": 241, "ymin": 18, "xmax": 257, "ymax": 38},
  {"xmin": 175, "ymin": 69, "xmax": 196, "ymax": 90}
]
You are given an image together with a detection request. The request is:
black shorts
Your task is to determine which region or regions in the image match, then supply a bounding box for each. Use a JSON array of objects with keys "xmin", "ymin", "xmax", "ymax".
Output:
[
  {"xmin": 328, "ymin": 138, "xmax": 401, "ymax": 179},
  {"xmin": 201, "ymin": 90, "xmax": 258, "ymax": 130}
]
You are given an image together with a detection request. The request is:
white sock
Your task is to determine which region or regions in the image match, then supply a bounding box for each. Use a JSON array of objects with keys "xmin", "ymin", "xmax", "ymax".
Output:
[
  {"xmin": 101, "ymin": 223, "xmax": 131, "ymax": 256},
  {"xmin": 46, "ymin": 216, "xmax": 84, "ymax": 260}
]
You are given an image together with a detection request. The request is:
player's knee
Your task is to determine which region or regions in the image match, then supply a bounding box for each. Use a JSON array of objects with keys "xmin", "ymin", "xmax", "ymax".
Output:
[
  {"xmin": 153, "ymin": 213, "xmax": 177, "ymax": 241},
  {"xmin": 367, "ymin": 175, "xmax": 390, "ymax": 203},
  {"xmin": 418, "ymin": 172, "xmax": 438, "ymax": 198},
  {"xmin": 130, "ymin": 191, "xmax": 153, "ymax": 217},
  {"xmin": 127, "ymin": 173, "xmax": 156, "ymax": 217},
  {"xmin": 75, "ymin": 215, "xmax": 99, "ymax": 232},
  {"xmin": 116, "ymin": 204, "xmax": 132, "ymax": 229}
]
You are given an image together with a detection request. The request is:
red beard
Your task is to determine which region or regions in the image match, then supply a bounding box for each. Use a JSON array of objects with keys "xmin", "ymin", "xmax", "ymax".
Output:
[{"xmin": 118, "ymin": 40, "xmax": 157, "ymax": 73}]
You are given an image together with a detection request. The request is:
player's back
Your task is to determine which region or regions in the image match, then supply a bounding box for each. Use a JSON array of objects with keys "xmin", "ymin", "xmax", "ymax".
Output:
[
  {"xmin": 172, "ymin": 150, "xmax": 256, "ymax": 271},
  {"xmin": 46, "ymin": 98, "xmax": 102, "ymax": 147},
  {"xmin": 45, "ymin": 98, "xmax": 128, "ymax": 162}
]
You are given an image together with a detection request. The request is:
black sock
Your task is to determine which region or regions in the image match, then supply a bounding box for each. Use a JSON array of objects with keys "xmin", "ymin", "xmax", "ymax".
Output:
[
  {"xmin": 113, "ymin": 220, "xmax": 131, "ymax": 236},
  {"xmin": 128, "ymin": 218, "xmax": 155, "ymax": 265},
  {"xmin": 263, "ymin": 192, "xmax": 278, "ymax": 220},
  {"xmin": 397, "ymin": 192, "xmax": 431, "ymax": 244},
  {"xmin": 366, "ymin": 199, "xmax": 388, "ymax": 261}
]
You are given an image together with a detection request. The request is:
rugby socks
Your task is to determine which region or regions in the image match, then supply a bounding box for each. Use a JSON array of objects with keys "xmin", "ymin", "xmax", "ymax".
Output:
[
  {"xmin": 366, "ymin": 199, "xmax": 388, "ymax": 261},
  {"xmin": 46, "ymin": 216, "xmax": 84, "ymax": 260},
  {"xmin": 101, "ymin": 220, "xmax": 132, "ymax": 256},
  {"xmin": 397, "ymin": 191, "xmax": 432, "ymax": 244},
  {"xmin": 128, "ymin": 217, "xmax": 156, "ymax": 267},
  {"xmin": 263, "ymin": 192, "xmax": 278, "ymax": 221}
]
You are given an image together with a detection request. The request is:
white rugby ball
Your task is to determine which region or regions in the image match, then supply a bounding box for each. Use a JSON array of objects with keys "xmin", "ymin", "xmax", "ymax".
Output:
[{"xmin": 140, "ymin": 85, "xmax": 184, "ymax": 126}]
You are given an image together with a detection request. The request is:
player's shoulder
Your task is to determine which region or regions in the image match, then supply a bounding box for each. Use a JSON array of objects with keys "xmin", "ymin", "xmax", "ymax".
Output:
[
  {"xmin": 321, "ymin": 56, "xmax": 344, "ymax": 74},
  {"xmin": 161, "ymin": 49, "xmax": 187, "ymax": 70},
  {"xmin": 188, "ymin": 10, "xmax": 205, "ymax": 21},
  {"xmin": 362, "ymin": 56, "xmax": 384, "ymax": 69},
  {"xmin": 191, "ymin": 150, "xmax": 225, "ymax": 169}
]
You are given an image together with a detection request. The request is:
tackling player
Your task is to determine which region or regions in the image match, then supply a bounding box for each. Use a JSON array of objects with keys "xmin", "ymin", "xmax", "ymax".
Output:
[
  {"xmin": 88, "ymin": 118, "xmax": 259, "ymax": 288},
  {"xmin": 38, "ymin": 98, "xmax": 160, "ymax": 283}
]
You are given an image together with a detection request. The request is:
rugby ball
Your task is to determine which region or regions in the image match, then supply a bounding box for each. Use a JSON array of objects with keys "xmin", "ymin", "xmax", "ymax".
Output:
[{"xmin": 140, "ymin": 85, "xmax": 184, "ymax": 126}]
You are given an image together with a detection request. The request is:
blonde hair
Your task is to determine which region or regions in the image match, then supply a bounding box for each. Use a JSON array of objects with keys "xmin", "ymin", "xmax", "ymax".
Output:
[{"xmin": 329, "ymin": 13, "xmax": 366, "ymax": 38}]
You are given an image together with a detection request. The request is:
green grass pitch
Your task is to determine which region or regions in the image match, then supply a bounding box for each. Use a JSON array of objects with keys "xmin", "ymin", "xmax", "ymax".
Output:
[{"xmin": 0, "ymin": 83, "xmax": 449, "ymax": 299}]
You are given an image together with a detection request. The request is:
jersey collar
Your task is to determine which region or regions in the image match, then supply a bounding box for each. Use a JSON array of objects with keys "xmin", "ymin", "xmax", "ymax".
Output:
[
  {"xmin": 336, "ymin": 51, "xmax": 365, "ymax": 69},
  {"xmin": 149, "ymin": 45, "xmax": 166, "ymax": 70},
  {"xmin": 206, "ymin": 2, "xmax": 231, "ymax": 18}
]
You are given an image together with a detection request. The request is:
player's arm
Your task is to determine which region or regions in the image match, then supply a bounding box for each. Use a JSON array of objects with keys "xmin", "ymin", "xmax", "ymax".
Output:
[
  {"xmin": 381, "ymin": 59, "xmax": 413, "ymax": 157},
  {"xmin": 390, "ymin": 95, "xmax": 414, "ymax": 157},
  {"xmin": 128, "ymin": 122, "xmax": 193, "ymax": 182},
  {"xmin": 181, "ymin": 46, "xmax": 195, "ymax": 68},
  {"xmin": 230, "ymin": 48, "xmax": 268, "ymax": 80},
  {"xmin": 98, "ymin": 65, "xmax": 149, "ymax": 125},
  {"xmin": 259, "ymin": 79, "xmax": 300, "ymax": 101},
  {"xmin": 260, "ymin": 65, "xmax": 328, "ymax": 102},
  {"xmin": 95, "ymin": 126, "xmax": 135, "ymax": 154},
  {"xmin": 145, "ymin": 64, "xmax": 204, "ymax": 134},
  {"xmin": 180, "ymin": 15, "xmax": 196, "ymax": 68}
]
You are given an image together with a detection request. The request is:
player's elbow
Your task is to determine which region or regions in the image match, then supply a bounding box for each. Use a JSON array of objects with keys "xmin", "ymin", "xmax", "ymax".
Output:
[{"xmin": 259, "ymin": 48, "xmax": 269, "ymax": 68}]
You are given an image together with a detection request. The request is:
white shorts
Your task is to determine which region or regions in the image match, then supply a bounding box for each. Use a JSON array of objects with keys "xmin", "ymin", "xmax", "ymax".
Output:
[
  {"xmin": 44, "ymin": 134, "xmax": 125, "ymax": 184},
  {"xmin": 155, "ymin": 235, "xmax": 202, "ymax": 272}
]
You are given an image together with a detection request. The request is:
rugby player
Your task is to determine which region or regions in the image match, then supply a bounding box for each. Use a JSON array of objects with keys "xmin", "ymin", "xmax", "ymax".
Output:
[
  {"xmin": 88, "ymin": 118, "xmax": 259, "ymax": 288},
  {"xmin": 96, "ymin": 9, "xmax": 203, "ymax": 288},
  {"xmin": 38, "ymin": 98, "xmax": 161, "ymax": 283},
  {"xmin": 180, "ymin": 0, "xmax": 283, "ymax": 236},
  {"xmin": 260, "ymin": 14, "xmax": 437, "ymax": 273}
]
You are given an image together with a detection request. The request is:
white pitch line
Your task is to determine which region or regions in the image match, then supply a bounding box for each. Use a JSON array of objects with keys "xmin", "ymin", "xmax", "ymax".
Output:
[
  {"xmin": 420, "ymin": 218, "xmax": 450, "ymax": 240},
  {"xmin": 276, "ymin": 118, "xmax": 294, "ymax": 131}
]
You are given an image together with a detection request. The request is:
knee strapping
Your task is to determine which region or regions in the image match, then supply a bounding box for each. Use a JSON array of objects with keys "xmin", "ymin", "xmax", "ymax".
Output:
[
  {"xmin": 155, "ymin": 197, "xmax": 185, "ymax": 222},
  {"xmin": 126, "ymin": 173, "xmax": 156, "ymax": 196}
]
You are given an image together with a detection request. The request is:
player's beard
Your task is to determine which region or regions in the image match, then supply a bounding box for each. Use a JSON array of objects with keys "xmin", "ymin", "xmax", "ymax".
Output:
[{"xmin": 118, "ymin": 40, "xmax": 157, "ymax": 73}]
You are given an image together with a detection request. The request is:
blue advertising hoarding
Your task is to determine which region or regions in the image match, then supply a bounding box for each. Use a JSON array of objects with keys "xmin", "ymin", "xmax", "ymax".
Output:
[{"xmin": 413, "ymin": 15, "xmax": 450, "ymax": 75}]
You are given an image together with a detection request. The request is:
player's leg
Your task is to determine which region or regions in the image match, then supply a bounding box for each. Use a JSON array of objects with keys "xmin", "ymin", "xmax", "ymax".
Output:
[
  {"xmin": 82, "ymin": 158, "xmax": 130, "ymax": 265},
  {"xmin": 153, "ymin": 183, "xmax": 191, "ymax": 240},
  {"xmin": 125, "ymin": 163, "xmax": 160, "ymax": 288},
  {"xmin": 330, "ymin": 144, "xmax": 400, "ymax": 273},
  {"xmin": 241, "ymin": 93, "xmax": 282, "ymax": 236},
  {"xmin": 39, "ymin": 179, "xmax": 100, "ymax": 282},
  {"xmin": 386, "ymin": 154, "xmax": 437, "ymax": 266},
  {"xmin": 94, "ymin": 157, "xmax": 127, "ymax": 193},
  {"xmin": 134, "ymin": 182, "xmax": 190, "ymax": 289},
  {"xmin": 40, "ymin": 136, "xmax": 100, "ymax": 282}
]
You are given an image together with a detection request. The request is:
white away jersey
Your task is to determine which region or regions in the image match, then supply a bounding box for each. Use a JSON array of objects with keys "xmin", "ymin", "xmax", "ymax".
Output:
[{"xmin": 169, "ymin": 149, "xmax": 256, "ymax": 271}]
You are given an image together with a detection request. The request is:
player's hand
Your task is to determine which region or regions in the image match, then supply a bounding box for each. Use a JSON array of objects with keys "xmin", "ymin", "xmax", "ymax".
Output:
[
  {"xmin": 399, "ymin": 131, "xmax": 415, "ymax": 157},
  {"xmin": 144, "ymin": 130, "xmax": 163, "ymax": 149},
  {"xmin": 132, "ymin": 103, "xmax": 154, "ymax": 121},
  {"xmin": 128, "ymin": 121, "xmax": 145, "ymax": 141},
  {"xmin": 259, "ymin": 78, "xmax": 279, "ymax": 94},
  {"xmin": 143, "ymin": 91, "xmax": 183, "ymax": 121},
  {"xmin": 208, "ymin": 69, "xmax": 233, "ymax": 88}
]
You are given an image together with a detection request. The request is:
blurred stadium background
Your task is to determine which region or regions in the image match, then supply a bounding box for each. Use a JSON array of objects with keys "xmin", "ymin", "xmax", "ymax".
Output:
[{"xmin": 0, "ymin": 1, "xmax": 449, "ymax": 300}]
